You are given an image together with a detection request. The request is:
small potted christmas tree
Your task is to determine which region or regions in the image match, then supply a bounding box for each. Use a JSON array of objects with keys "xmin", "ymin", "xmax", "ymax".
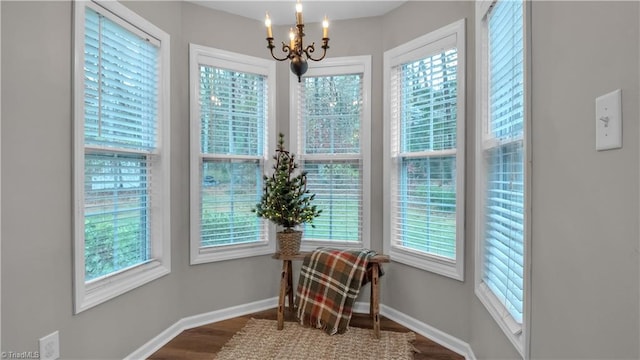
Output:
[{"xmin": 254, "ymin": 133, "xmax": 321, "ymax": 255}]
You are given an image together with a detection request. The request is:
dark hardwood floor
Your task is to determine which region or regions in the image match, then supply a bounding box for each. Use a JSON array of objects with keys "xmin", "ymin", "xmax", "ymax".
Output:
[{"xmin": 148, "ymin": 308, "xmax": 464, "ymax": 360}]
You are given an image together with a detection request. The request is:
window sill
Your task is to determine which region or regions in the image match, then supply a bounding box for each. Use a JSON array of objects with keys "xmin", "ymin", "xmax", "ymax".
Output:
[
  {"xmin": 75, "ymin": 260, "xmax": 170, "ymax": 314},
  {"xmin": 475, "ymin": 282, "xmax": 524, "ymax": 358},
  {"xmin": 301, "ymin": 239, "xmax": 369, "ymax": 252},
  {"xmin": 190, "ymin": 240, "xmax": 276, "ymax": 265},
  {"xmin": 384, "ymin": 245, "xmax": 464, "ymax": 281}
]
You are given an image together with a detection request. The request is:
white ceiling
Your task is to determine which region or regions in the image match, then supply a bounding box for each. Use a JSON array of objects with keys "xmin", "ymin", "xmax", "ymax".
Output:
[{"xmin": 188, "ymin": 1, "xmax": 407, "ymax": 25}]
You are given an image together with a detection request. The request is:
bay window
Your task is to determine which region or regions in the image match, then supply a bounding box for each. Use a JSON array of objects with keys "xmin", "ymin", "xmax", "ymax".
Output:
[
  {"xmin": 384, "ymin": 20, "xmax": 466, "ymax": 280},
  {"xmin": 73, "ymin": 0, "xmax": 171, "ymax": 313},
  {"xmin": 189, "ymin": 44, "xmax": 276, "ymax": 264},
  {"xmin": 475, "ymin": 0, "xmax": 530, "ymax": 356},
  {"xmin": 290, "ymin": 56, "xmax": 371, "ymax": 249}
]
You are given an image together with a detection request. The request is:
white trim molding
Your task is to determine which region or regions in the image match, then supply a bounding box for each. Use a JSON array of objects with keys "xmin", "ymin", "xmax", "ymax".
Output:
[
  {"xmin": 381, "ymin": 305, "xmax": 476, "ymax": 360},
  {"xmin": 125, "ymin": 297, "xmax": 279, "ymax": 360},
  {"xmin": 126, "ymin": 299, "xmax": 476, "ymax": 360}
]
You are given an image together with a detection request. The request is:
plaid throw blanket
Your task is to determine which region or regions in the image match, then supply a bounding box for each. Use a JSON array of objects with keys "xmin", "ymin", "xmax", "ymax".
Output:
[{"xmin": 296, "ymin": 248, "xmax": 379, "ymax": 335}]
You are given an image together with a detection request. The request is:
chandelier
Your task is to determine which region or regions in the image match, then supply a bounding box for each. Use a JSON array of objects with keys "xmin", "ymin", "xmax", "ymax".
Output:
[{"xmin": 264, "ymin": 0, "xmax": 330, "ymax": 82}]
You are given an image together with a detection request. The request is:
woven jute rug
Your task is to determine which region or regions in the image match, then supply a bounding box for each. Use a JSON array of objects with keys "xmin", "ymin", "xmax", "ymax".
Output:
[{"xmin": 215, "ymin": 318, "xmax": 416, "ymax": 360}]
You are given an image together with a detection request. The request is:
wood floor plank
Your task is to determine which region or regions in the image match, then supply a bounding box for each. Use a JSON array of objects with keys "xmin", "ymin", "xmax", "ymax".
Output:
[{"xmin": 148, "ymin": 308, "xmax": 464, "ymax": 360}]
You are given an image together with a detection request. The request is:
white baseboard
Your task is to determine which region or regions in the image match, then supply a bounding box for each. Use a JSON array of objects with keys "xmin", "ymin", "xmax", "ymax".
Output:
[
  {"xmin": 124, "ymin": 297, "xmax": 278, "ymax": 360},
  {"xmin": 380, "ymin": 305, "xmax": 476, "ymax": 360},
  {"xmin": 125, "ymin": 298, "xmax": 476, "ymax": 360},
  {"xmin": 352, "ymin": 301, "xmax": 371, "ymax": 314}
]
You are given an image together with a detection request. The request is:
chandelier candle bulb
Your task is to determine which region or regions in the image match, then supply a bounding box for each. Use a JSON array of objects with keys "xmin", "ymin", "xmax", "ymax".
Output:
[
  {"xmin": 289, "ymin": 28, "xmax": 296, "ymax": 50},
  {"xmin": 322, "ymin": 16, "xmax": 329, "ymax": 38},
  {"xmin": 265, "ymin": 13, "xmax": 273, "ymax": 38},
  {"xmin": 296, "ymin": 1, "xmax": 303, "ymax": 24}
]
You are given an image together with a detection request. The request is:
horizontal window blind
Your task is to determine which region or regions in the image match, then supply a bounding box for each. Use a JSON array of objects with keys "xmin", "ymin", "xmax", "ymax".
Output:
[
  {"xmin": 483, "ymin": 0, "xmax": 525, "ymax": 324},
  {"xmin": 394, "ymin": 157, "xmax": 456, "ymax": 259},
  {"xmin": 199, "ymin": 66, "xmax": 266, "ymax": 156},
  {"xmin": 298, "ymin": 74, "xmax": 363, "ymax": 242},
  {"xmin": 302, "ymin": 160, "xmax": 361, "ymax": 241},
  {"xmin": 198, "ymin": 65, "xmax": 268, "ymax": 247},
  {"xmin": 200, "ymin": 160, "xmax": 263, "ymax": 247},
  {"xmin": 84, "ymin": 152, "xmax": 150, "ymax": 280},
  {"xmin": 301, "ymin": 75, "xmax": 361, "ymax": 155},
  {"xmin": 489, "ymin": 1, "xmax": 524, "ymax": 141},
  {"xmin": 84, "ymin": 8, "xmax": 158, "ymax": 151},
  {"xmin": 83, "ymin": 7, "xmax": 159, "ymax": 281},
  {"xmin": 391, "ymin": 47, "xmax": 458, "ymax": 259},
  {"xmin": 400, "ymin": 49, "xmax": 458, "ymax": 153}
]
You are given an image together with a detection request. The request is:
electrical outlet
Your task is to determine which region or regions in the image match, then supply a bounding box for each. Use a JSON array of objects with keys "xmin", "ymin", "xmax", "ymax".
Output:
[{"xmin": 39, "ymin": 331, "xmax": 60, "ymax": 360}]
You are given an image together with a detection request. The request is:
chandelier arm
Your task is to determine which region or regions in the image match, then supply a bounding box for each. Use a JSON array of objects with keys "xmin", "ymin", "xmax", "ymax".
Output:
[
  {"xmin": 302, "ymin": 42, "xmax": 315, "ymax": 58},
  {"xmin": 267, "ymin": 38, "xmax": 293, "ymax": 61},
  {"xmin": 305, "ymin": 39, "xmax": 330, "ymax": 62}
]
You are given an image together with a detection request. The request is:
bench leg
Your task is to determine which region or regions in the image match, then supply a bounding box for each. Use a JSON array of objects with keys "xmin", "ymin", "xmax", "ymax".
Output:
[
  {"xmin": 370, "ymin": 275, "xmax": 374, "ymax": 316},
  {"xmin": 371, "ymin": 263, "xmax": 380, "ymax": 339},
  {"xmin": 277, "ymin": 260, "xmax": 291, "ymax": 330},
  {"xmin": 287, "ymin": 260, "xmax": 295, "ymax": 311}
]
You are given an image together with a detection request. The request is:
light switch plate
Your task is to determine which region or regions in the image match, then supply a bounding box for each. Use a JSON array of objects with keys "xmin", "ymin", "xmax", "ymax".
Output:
[{"xmin": 595, "ymin": 89, "xmax": 622, "ymax": 151}]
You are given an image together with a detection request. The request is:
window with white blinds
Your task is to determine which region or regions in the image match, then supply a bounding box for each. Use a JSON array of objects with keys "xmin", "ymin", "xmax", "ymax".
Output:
[
  {"xmin": 290, "ymin": 57, "xmax": 371, "ymax": 249},
  {"xmin": 475, "ymin": 0, "xmax": 528, "ymax": 355},
  {"xmin": 383, "ymin": 20, "xmax": 465, "ymax": 280},
  {"xmin": 73, "ymin": 0, "xmax": 171, "ymax": 313},
  {"xmin": 190, "ymin": 44, "xmax": 276, "ymax": 264}
]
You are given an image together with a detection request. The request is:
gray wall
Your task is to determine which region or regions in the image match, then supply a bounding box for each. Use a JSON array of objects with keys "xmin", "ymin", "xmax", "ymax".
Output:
[
  {"xmin": 527, "ymin": 1, "xmax": 639, "ymax": 358},
  {"xmin": 2, "ymin": 1, "xmax": 639, "ymax": 359},
  {"xmin": 1, "ymin": 1, "xmax": 281, "ymax": 359}
]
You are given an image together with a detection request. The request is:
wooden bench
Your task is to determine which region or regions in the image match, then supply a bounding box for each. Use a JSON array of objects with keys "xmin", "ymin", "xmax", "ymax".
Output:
[{"xmin": 273, "ymin": 251, "xmax": 390, "ymax": 338}]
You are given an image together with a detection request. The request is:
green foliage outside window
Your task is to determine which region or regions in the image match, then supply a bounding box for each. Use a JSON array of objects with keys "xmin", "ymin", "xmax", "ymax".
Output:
[{"xmin": 85, "ymin": 212, "xmax": 147, "ymax": 280}]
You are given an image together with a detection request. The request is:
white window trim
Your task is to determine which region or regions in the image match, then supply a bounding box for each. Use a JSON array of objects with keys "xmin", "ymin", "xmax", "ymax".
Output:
[
  {"xmin": 383, "ymin": 19, "xmax": 466, "ymax": 281},
  {"xmin": 72, "ymin": 0, "xmax": 171, "ymax": 314},
  {"xmin": 289, "ymin": 56, "xmax": 372, "ymax": 251},
  {"xmin": 189, "ymin": 44, "xmax": 276, "ymax": 264},
  {"xmin": 474, "ymin": 0, "xmax": 531, "ymax": 357}
]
